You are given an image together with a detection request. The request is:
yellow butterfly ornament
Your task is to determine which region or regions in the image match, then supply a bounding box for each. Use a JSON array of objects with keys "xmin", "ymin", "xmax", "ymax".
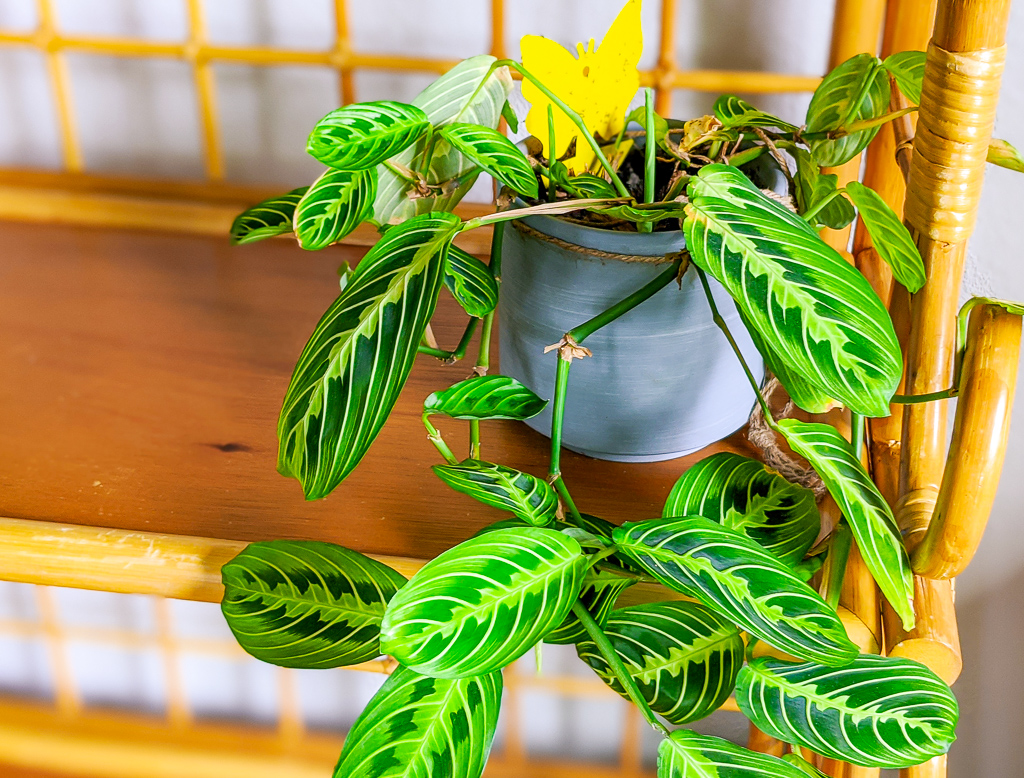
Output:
[{"xmin": 521, "ymin": 0, "xmax": 644, "ymax": 175}]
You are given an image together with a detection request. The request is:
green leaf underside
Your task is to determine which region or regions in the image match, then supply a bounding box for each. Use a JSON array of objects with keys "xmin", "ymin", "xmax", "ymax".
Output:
[
  {"xmin": 375, "ymin": 56, "xmax": 512, "ymax": 225},
  {"xmin": 230, "ymin": 188, "xmax": 307, "ymax": 245},
  {"xmin": 221, "ymin": 540, "xmax": 406, "ymax": 669},
  {"xmin": 714, "ymin": 95, "xmax": 798, "ymax": 132},
  {"xmin": 440, "ymin": 122, "xmax": 539, "ymax": 198},
  {"xmin": 294, "ymin": 168, "xmax": 377, "ymax": 250},
  {"xmin": 777, "ymin": 419, "xmax": 915, "ymax": 630},
  {"xmin": 844, "ymin": 181, "xmax": 926, "ymax": 292},
  {"xmin": 883, "ymin": 50, "xmax": 926, "ymax": 106},
  {"xmin": 277, "ymin": 212, "xmax": 460, "ymax": 499},
  {"xmin": 737, "ymin": 656, "xmax": 958, "ymax": 768},
  {"xmin": 658, "ymin": 729, "xmax": 810, "ymax": 778},
  {"xmin": 806, "ymin": 53, "xmax": 890, "ymax": 167},
  {"xmin": 443, "ymin": 246, "xmax": 499, "ymax": 318},
  {"xmin": 578, "ymin": 601, "xmax": 743, "ymax": 724},
  {"xmin": 663, "ymin": 452, "xmax": 820, "ymax": 566},
  {"xmin": 433, "ymin": 460, "xmax": 559, "ymax": 526},
  {"xmin": 988, "ymin": 138, "xmax": 1024, "ymax": 173},
  {"xmin": 684, "ymin": 164, "xmax": 901, "ymax": 417},
  {"xmin": 792, "ymin": 148, "xmax": 855, "ymax": 231},
  {"xmin": 333, "ymin": 664, "xmax": 501, "ymax": 778},
  {"xmin": 612, "ymin": 517, "xmax": 857, "ymax": 666},
  {"xmin": 307, "ymin": 100, "xmax": 430, "ymax": 171},
  {"xmin": 425, "ymin": 375, "xmax": 547, "ymax": 421},
  {"xmin": 380, "ymin": 527, "xmax": 587, "ymax": 678},
  {"xmin": 545, "ymin": 568, "xmax": 634, "ymax": 644}
]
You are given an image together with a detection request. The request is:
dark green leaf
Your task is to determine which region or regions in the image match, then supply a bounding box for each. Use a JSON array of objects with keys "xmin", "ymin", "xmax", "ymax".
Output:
[
  {"xmin": 663, "ymin": 452, "xmax": 820, "ymax": 566},
  {"xmin": 776, "ymin": 419, "xmax": 915, "ymax": 630},
  {"xmin": 566, "ymin": 173, "xmax": 619, "ymax": 199},
  {"xmin": 375, "ymin": 56, "xmax": 512, "ymax": 225},
  {"xmin": 424, "ymin": 375, "xmax": 547, "ymax": 421},
  {"xmin": 806, "ymin": 53, "xmax": 889, "ymax": 167},
  {"xmin": 294, "ymin": 168, "xmax": 376, "ymax": 250},
  {"xmin": 444, "ymin": 246, "xmax": 499, "ymax": 317},
  {"xmin": 988, "ymin": 138, "xmax": 1024, "ymax": 173},
  {"xmin": 544, "ymin": 568, "xmax": 634, "ymax": 644},
  {"xmin": 612, "ymin": 516, "xmax": 857, "ymax": 666},
  {"xmin": 658, "ymin": 729, "xmax": 810, "ymax": 778},
  {"xmin": 578, "ymin": 601, "xmax": 743, "ymax": 723},
  {"xmin": 440, "ymin": 122, "xmax": 539, "ymax": 198},
  {"xmin": 221, "ymin": 540, "xmax": 406, "ymax": 668},
  {"xmin": 737, "ymin": 655, "xmax": 958, "ymax": 768},
  {"xmin": 684, "ymin": 164, "xmax": 902, "ymax": 417},
  {"xmin": 380, "ymin": 527, "xmax": 587, "ymax": 678},
  {"xmin": 501, "ymin": 99, "xmax": 519, "ymax": 133},
  {"xmin": 307, "ymin": 100, "xmax": 429, "ymax": 170},
  {"xmin": 432, "ymin": 459, "xmax": 558, "ymax": 526},
  {"xmin": 792, "ymin": 148, "xmax": 856, "ymax": 230},
  {"xmin": 333, "ymin": 664, "xmax": 501, "ymax": 778},
  {"xmin": 883, "ymin": 50, "xmax": 926, "ymax": 105},
  {"xmin": 278, "ymin": 212, "xmax": 461, "ymax": 499},
  {"xmin": 230, "ymin": 187, "xmax": 307, "ymax": 245},
  {"xmin": 845, "ymin": 180, "xmax": 925, "ymax": 292},
  {"xmin": 714, "ymin": 94, "xmax": 799, "ymax": 132}
]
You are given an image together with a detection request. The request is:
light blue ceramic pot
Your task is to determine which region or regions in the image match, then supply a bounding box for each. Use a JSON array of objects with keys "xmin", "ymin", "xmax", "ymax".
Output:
[{"xmin": 498, "ymin": 216, "xmax": 764, "ymax": 462}]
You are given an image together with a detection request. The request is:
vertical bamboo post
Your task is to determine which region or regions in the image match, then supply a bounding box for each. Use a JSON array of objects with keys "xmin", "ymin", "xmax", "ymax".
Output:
[
  {"xmin": 655, "ymin": 0, "xmax": 678, "ymax": 116},
  {"xmin": 896, "ymin": 0, "xmax": 1011, "ymax": 552},
  {"xmin": 820, "ymin": 0, "xmax": 887, "ymax": 252},
  {"xmin": 333, "ymin": 0, "xmax": 357, "ymax": 105},
  {"xmin": 747, "ymin": 723, "xmax": 786, "ymax": 757},
  {"xmin": 490, "ymin": 0, "xmax": 507, "ymax": 60},
  {"xmin": 186, "ymin": 0, "xmax": 225, "ymax": 181},
  {"xmin": 912, "ymin": 305, "xmax": 1021, "ymax": 578},
  {"xmin": 36, "ymin": 0, "xmax": 83, "ymax": 173},
  {"xmin": 882, "ymin": 576, "xmax": 962, "ymax": 684}
]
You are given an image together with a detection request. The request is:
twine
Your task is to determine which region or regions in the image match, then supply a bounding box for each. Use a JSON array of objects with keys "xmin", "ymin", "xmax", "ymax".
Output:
[
  {"xmin": 510, "ymin": 218, "xmax": 674, "ymax": 263},
  {"xmin": 905, "ymin": 42, "xmax": 1006, "ymax": 243},
  {"xmin": 746, "ymin": 375, "xmax": 827, "ymax": 499}
]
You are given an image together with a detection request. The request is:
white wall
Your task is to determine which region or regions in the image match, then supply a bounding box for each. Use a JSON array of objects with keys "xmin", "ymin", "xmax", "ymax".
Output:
[{"xmin": 1, "ymin": 0, "xmax": 1023, "ymax": 773}]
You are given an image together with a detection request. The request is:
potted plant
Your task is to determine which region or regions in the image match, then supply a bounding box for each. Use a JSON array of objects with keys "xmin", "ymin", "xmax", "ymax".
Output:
[{"xmin": 223, "ymin": 1, "xmax": 1024, "ymax": 774}]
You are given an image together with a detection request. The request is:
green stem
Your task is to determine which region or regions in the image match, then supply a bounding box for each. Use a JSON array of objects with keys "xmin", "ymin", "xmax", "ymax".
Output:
[
  {"xmin": 640, "ymin": 88, "xmax": 655, "ymax": 234},
  {"xmin": 417, "ymin": 318, "xmax": 479, "ymax": 362},
  {"xmin": 383, "ymin": 160, "xmax": 419, "ymax": 184},
  {"xmin": 823, "ymin": 522, "xmax": 853, "ymax": 612},
  {"xmin": 422, "ymin": 414, "xmax": 459, "ymax": 464},
  {"xmin": 547, "ymin": 103, "xmax": 558, "ymax": 203},
  {"xmin": 571, "ymin": 602, "xmax": 669, "ymax": 736},
  {"xmin": 553, "ymin": 476, "xmax": 584, "ymax": 527},
  {"xmin": 549, "ymin": 356, "xmax": 571, "ymax": 477},
  {"xmin": 569, "ymin": 258, "xmax": 682, "ymax": 343},
  {"xmin": 890, "ymin": 387, "xmax": 958, "ymax": 404},
  {"xmin": 494, "ymin": 59, "xmax": 631, "ymax": 198},
  {"xmin": 850, "ymin": 411, "xmax": 864, "ymax": 459},
  {"xmin": 840, "ymin": 105, "xmax": 918, "ymax": 136},
  {"xmin": 487, "ymin": 211, "xmax": 506, "ymax": 281},
  {"xmin": 695, "ymin": 267, "xmax": 775, "ymax": 427},
  {"xmin": 469, "ymin": 420, "xmax": 481, "ymax": 459},
  {"xmin": 801, "ymin": 187, "xmax": 848, "ymax": 224},
  {"xmin": 725, "ymin": 145, "xmax": 767, "ymax": 168}
]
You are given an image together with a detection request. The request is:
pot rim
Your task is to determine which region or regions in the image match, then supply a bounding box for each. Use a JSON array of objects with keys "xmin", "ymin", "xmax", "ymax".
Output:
[{"xmin": 513, "ymin": 210, "xmax": 686, "ymax": 260}]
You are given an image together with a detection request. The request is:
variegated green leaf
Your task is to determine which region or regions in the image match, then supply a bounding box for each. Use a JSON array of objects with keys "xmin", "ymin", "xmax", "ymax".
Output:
[
  {"xmin": 293, "ymin": 168, "xmax": 376, "ymax": 250},
  {"xmin": 845, "ymin": 181, "xmax": 925, "ymax": 292},
  {"xmin": 806, "ymin": 53, "xmax": 889, "ymax": 167},
  {"xmin": 658, "ymin": 729, "xmax": 810, "ymax": 778},
  {"xmin": 379, "ymin": 527, "xmax": 587, "ymax": 678},
  {"xmin": 781, "ymin": 755, "xmax": 828, "ymax": 777},
  {"xmin": 663, "ymin": 452, "xmax": 820, "ymax": 566},
  {"xmin": 333, "ymin": 664, "xmax": 501, "ymax": 778},
  {"xmin": 439, "ymin": 122, "xmax": 539, "ymax": 198},
  {"xmin": 988, "ymin": 137, "xmax": 1024, "ymax": 173},
  {"xmin": 776, "ymin": 419, "xmax": 915, "ymax": 630},
  {"xmin": 578, "ymin": 601, "xmax": 743, "ymax": 724},
  {"xmin": 567, "ymin": 173, "xmax": 619, "ymax": 199},
  {"xmin": 278, "ymin": 212, "xmax": 461, "ymax": 499},
  {"xmin": 792, "ymin": 148, "xmax": 855, "ymax": 231},
  {"xmin": 684, "ymin": 164, "xmax": 902, "ymax": 417},
  {"xmin": 424, "ymin": 375, "xmax": 547, "ymax": 421},
  {"xmin": 737, "ymin": 655, "xmax": 958, "ymax": 768},
  {"xmin": 375, "ymin": 56, "xmax": 512, "ymax": 225},
  {"xmin": 714, "ymin": 94, "xmax": 798, "ymax": 132},
  {"xmin": 432, "ymin": 459, "xmax": 558, "ymax": 526},
  {"xmin": 544, "ymin": 568, "xmax": 634, "ymax": 644},
  {"xmin": 883, "ymin": 50, "xmax": 926, "ymax": 105},
  {"xmin": 307, "ymin": 100, "xmax": 429, "ymax": 170},
  {"xmin": 220, "ymin": 540, "xmax": 406, "ymax": 668},
  {"xmin": 230, "ymin": 187, "xmax": 307, "ymax": 245},
  {"xmin": 612, "ymin": 516, "xmax": 857, "ymax": 666},
  {"xmin": 444, "ymin": 246, "xmax": 499, "ymax": 317}
]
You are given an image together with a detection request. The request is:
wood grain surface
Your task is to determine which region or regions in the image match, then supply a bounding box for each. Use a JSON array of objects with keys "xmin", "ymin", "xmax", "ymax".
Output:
[{"xmin": 0, "ymin": 220, "xmax": 753, "ymax": 560}]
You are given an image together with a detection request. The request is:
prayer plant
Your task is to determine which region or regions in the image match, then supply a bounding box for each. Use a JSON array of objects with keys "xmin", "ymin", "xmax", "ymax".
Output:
[{"xmin": 225, "ymin": 3, "xmax": 1024, "ymax": 774}]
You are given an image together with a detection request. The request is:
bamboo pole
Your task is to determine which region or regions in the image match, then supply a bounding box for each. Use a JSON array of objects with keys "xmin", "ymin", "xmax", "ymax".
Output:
[
  {"xmin": 913, "ymin": 305, "xmax": 1022, "ymax": 578},
  {"xmin": 882, "ymin": 576, "xmax": 961, "ymax": 684},
  {"xmin": 896, "ymin": 0, "xmax": 1011, "ymax": 552},
  {"xmin": 746, "ymin": 723, "xmax": 785, "ymax": 757}
]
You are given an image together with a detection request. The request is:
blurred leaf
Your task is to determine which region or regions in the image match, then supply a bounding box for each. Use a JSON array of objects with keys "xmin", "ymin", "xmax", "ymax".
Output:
[{"xmin": 230, "ymin": 187, "xmax": 307, "ymax": 245}]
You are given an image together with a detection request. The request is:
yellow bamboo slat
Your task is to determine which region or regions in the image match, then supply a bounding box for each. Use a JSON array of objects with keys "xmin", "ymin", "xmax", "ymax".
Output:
[
  {"xmin": 882, "ymin": 576, "xmax": 962, "ymax": 684},
  {"xmin": 186, "ymin": 0, "xmax": 225, "ymax": 181},
  {"xmin": 912, "ymin": 304, "xmax": 1022, "ymax": 578}
]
